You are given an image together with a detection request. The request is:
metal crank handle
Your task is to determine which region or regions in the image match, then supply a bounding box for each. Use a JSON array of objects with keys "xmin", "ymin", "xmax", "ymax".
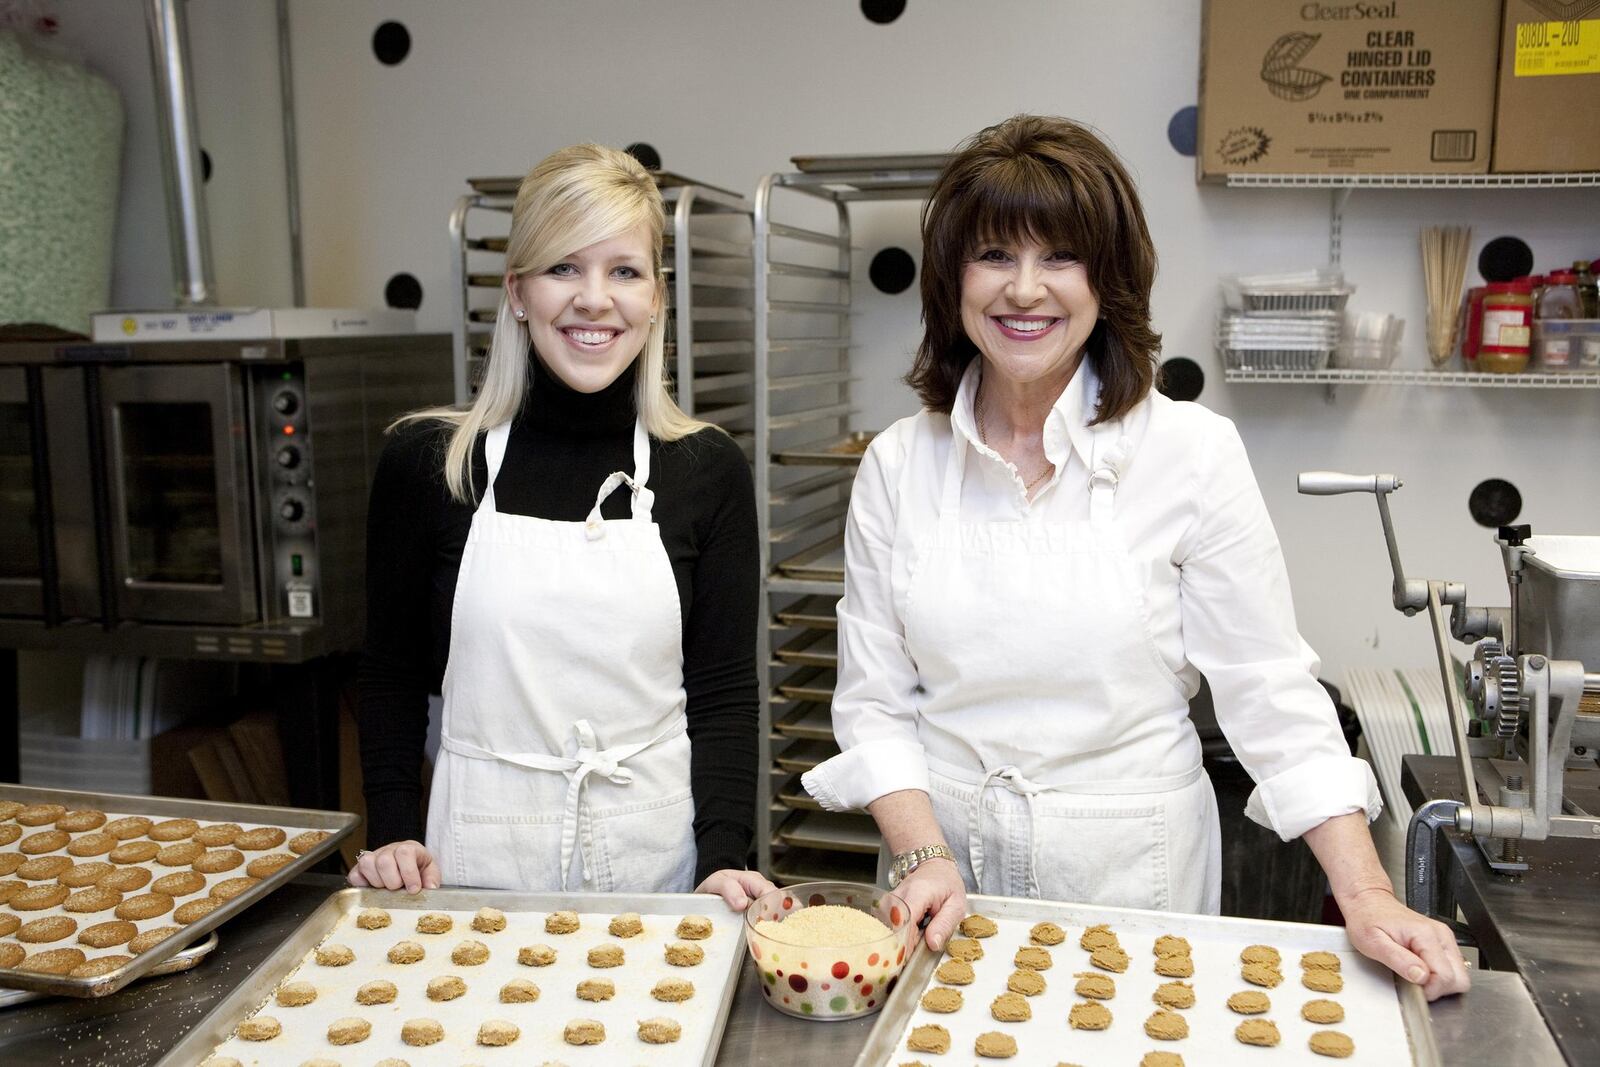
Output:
[
  {"xmin": 1297, "ymin": 471, "xmax": 1428, "ymax": 612},
  {"xmin": 1296, "ymin": 471, "xmax": 1403, "ymax": 496}
]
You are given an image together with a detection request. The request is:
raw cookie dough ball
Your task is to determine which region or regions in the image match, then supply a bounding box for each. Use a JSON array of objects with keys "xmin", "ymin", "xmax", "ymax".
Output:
[
  {"xmin": 275, "ymin": 980, "xmax": 317, "ymax": 1007},
  {"xmin": 1240, "ymin": 944, "xmax": 1281, "ymax": 967},
  {"xmin": 1227, "ymin": 990, "xmax": 1272, "ymax": 1014},
  {"xmin": 921, "ymin": 987, "xmax": 963, "ymax": 1012},
  {"xmin": 1301, "ymin": 950, "xmax": 1341, "ymax": 972},
  {"xmin": 1141, "ymin": 1054, "xmax": 1186, "ymax": 1067},
  {"xmin": 1091, "ymin": 944, "xmax": 1130, "ymax": 973},
  {"xmin": 607, "ymin": 912, "xmax": 641, "ymax": 938},
  {"xmin": 327, "ymin": 1017, "xmax": 372, "ymax": 1045},
  {"xmin": 108, "ymin": 841, "xmax": 160, "ymax": 865},
  {"xmin": 1309, "ymin": 1030, "xmax": 1356, "ymax": 1058},
  {"xmin": 236, "ymin": 1016, "xmax": 281, "ymax": 1041},
  {"xmin": 244, "ymin": 853, "xmax": 294, "ymax": 879},
  {"xmin": 14, "ymin": 884, "xmax": 71, "ymax": 911},
  {"xmin": 1242, "ymin": 962, "xmax": 1283, "ymax": 988},
  {"xmin": 69, "ymin": 955, "xmax": 132, "ymax": 977},
  {"xmin": 676, "ymin": 914, "xmax": 712, "ymax": 939},
  {"xmin": 518, "ymin": 943, "xmax": 557, "ymax": 966},
  {"xmin": 193, "ymin": 823, "xmax": 242, "ymax": 847},
  {"xmin": 1079, "ymin": 924, "xmax": 1119, "ymax": 951},
  {"xmin": 16, "ymin": 804, "xmax": 67, "ymax": 826},
  {"xmin": 1236, "ymin": 1019, "xmax": 1282, "ymax": 1047},
  {"xmin": 1069, "ymin": 1001, "xmax": 1113, "ymax": 1030},
  {"xmin": 545, "ymin": 910, "xmax": 580, "ymax": 934},
  {"xmin": 59, "ymin": 862, "xmax": 114, "ymax": 888},
  {"xmin": 945, "ymin": 937, "xmax": 984, "ymax": 962},
  {"xmin": 1155, "ymin": 954, "xmax": 1195, "ymax": 977},
  {"xmin": 587, "ymin": 944, "xmax": 625, "ymax": 968},
  {"xmin": 472, "ymin": 906, "xmax": 507, "ymax": 933},
  {"xmin": 99, "ymin": 867, "xmax": 152, "ymax": 893},
  {"xmin": 451, "ymin": 939, "xmax": 489, "ymax": 965},
  {"xmin": 1007, "ymin": 969, "xmax": 1047, "ymax": 996},
  {"xmin": 477, "ymin": 1019, "xmax": 519, "ymax": 1046},
  {"xmin": 400, "ymin": 1018, "xmax": 444, "ymax": 1046},
  {"xmin": 56, "ymin": 810, "xmax": 107, "ymax": 832},
  {"xmin": 386, "ymin": 941, "xmax": 423, "ymax": 965},
  {"xmin": 500, "ymin": 977, "xmax": 539, "ymax": 1003},
  {"xmin": 415, "ymin": 912, "xmax": 452, "ymax": 934},
  {"xmin": 193, "ymin": 849, "xmax": 244, "ymax": 874},
  {"xmin": 665, "ymin": 940, "xmax": 704, "ymax": 966},
  {"xmin": 652, "ymin": 977, "xmax": 695, "ymax": 1002},
  {"xmin": 356, "ymin": 907, "xmax": 391, "ymax": 930},
  {"xmin": 17, "ymin": 855, "xmax": 74, "ymax": 880},
  {"xmin": 128, "ymin": 926, "xmax": 180, "ymax": 954},
  {"xmin": 427, "ymin": 975, "xmax": 467, "ymax": 1001},
  {"xmin": 1145, "ymin": 1008, "xmax": 1189, "ymax": 1040},
  {"xmin": 64, "ymin": 886, "xmax": 123, "ymax": 914},
  {"xmin": 357, "ymin": 979, "xmax": 398, "ymax": 1005},
  {"xmin": 1029, "ymin": 921, "xmax": 1066, "ymax": 946},
  {"xmin": 906, "ymin": 1024, "xmax": 951, "ymax": 1054},
  {"xmin": 1014, "ymin": 946, "xmax": 1053, "ymax": 971},
  {"xmin": 638, "ymin": 1017, "xmax": 681, "ymax": 1044},
  {"xmin": 66, "ymin": 832, "xmax": 117, "ymax": 857},
  {"xmin": 975, "ymin": 1031, "xmax": 1018, "ymax": 1059},
  {"xmin": 1073, "ymin": 972, "xmax": 1116, "ymax": 1000},
  {"xmin": 959, "ymin": 913, "xmax": 998, "ymax": 938},
  {"xmin": 935, "ymin": 959, "xmax": 975, "ymax": 985},
  {"xmin": 233, "ymin": 827, "xmax": 287, "ymax": 851},
  {"xmin": 990, "ymin": 991, "xmax": 1031, "ymax": 1022},
  {"xmin": 208, "ymin": 876, "xmax": 258, "ymax": 901},
  {"xmin": 197, "ymin": 1057, "xmax": 240, "ymax": 1067},
  {"xmin": 19, "ymin": 829, "xmax": 70, "ymax": 854},
  {"xmin": 1303, "ymin": 969, "xmax": 1343, "ymax": 993},
  {"xmin": 564, "ymin": 1019, "xmax": 605, "ymax": 1045},
  {"xmin": 316, "ymin": 942, "xmax": 356, "ymax": 966},
  {"xmin": 577, "ymin": 978, "xmax": 615, "ymax": 1001},
  {"xmin": 152, "ymin": 871, "xmax": 206, "ymax": 897},
  {"xmin": 102, "ymin": 816, "xmax": 152, "ymax": 840},
  {"xmin": 18, "ymin": 916, "xmax": 77, "ymax": 943},
  {"xmin": 1153, "ymin": 934, "xmax": 1191, "ymax": 958},
  {"xmin": 1302, "ymin": 998, "xmax": 1345, "ymax": 1024},
  {"xmin": 288, "ymin": 830, "xmax": 329, "ymax": 855},
  {"xmin": 1153, "ymin": 980, "xmax": 1195, "ymax": 1008},
  {"xmin": 155, "ymin": 841, "xmax": 204, "ymax": 867}
]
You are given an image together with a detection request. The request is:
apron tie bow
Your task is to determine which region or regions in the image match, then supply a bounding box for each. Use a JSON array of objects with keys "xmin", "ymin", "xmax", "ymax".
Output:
[{"xmin": 968, "ymin": 764, "xmax": 1050, "ymax": 899}]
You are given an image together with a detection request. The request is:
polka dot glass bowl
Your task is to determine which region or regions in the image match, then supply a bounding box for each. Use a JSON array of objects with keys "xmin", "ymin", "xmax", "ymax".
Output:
[{"xmin": 743, "ymin": 880, "xmax": 917, "ymax": 1021}]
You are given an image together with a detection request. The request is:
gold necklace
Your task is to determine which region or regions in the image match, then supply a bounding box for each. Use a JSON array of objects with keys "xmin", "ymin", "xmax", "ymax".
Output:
[{"xmin": 976, "ymin": 382, "xmax": 1053, "ymax": 492}]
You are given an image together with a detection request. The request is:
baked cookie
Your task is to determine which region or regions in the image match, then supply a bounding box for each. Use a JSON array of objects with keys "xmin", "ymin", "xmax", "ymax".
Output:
[
  {"xmin": 0, "ymin": 879, "xmax": 25, "ymax": 905},
  {"xmin": 1309, "ymin": 1030, "xmax": 1355, "ymax": 1058},
  {"xmin": 518, "ymin": 943, "xmax": 556, "ymax": 966},
  {"xmin": 1301, "ymin": 950, "xmax": 1341, "ymax": 972},
  {"xmin": 1079, "ymin": 924, "xmax": 1119, "ymax": 951},
  {"xmin": 974, "ymin": 1031, "xmax": 1018, "ymax": 1059},
  {"xmin": 356, "ymin": 979, "xmax": 397, "ymax": 1005},
  {"xmin": 665, "ymin": 940, "xmax": 704, "ymax": 966},
  {"xmin": 676, "ymin": 914, "xmax": 712, "ymax": 939},
  {"xmin": 13, "ymin": 883, "xmax": 70, "ymax": 910},
  {"xmin": 936, "ymin": 959, "xmax": 975, "ymax": 984},
  {"xmin": 0, "ymin": 944, "xmax": 25, "ymax": 968},
  {"xmin": 1242, "ymin": 962, "xmax": 1283, "ymax": 988},
  {"xmin": 98, "ymin": 867, "xmax": 152, "ymax": 892},
  {"xmin": 1145, "ymin": 1008, "xmax": 1189, "ymax": 1040},
  {"xmin": 1068, "ymin": 1001, "xmax": 1113, "ymax": 1030},
  {"xmin": 652, "ymin": 977, "xmax": 695, "ymax": 1002},
  {"xmin": 473, "ymin": 906, "xmax": 508, "ymax": 933},
  {"xmin": 1154, "ymin": 954, "xmax": 1194, "ymax": 977},
  {"xmin": 244, "ymin": 853, "xmax": 294, "ymax": 879},
  {"xmin": 63, "ymin": 887, "xmax": 122, "ymax": 914},
  {"xmin": 326, "ymin": 1016, "xmax": 371, "ymax": 1045},
  {"xmin": 478, "ymin": 1019, "xmax": 519, "ymax": 1046},
  {"xmin": 990, "ymin": 991, "xmax": 1031, "ymax": 1022},
  {"xmin": 60, "ymin": 861, "xmax": 114, "ymax": 888},
  {"xmin": 147, "ymin": 818, "xmax": 199, "ymax": 842},
  {"xmin": 275, "ymin": 980, "xmax": 317, "ymax": 1007},
  {"xmin": 69, "ymin": 954, "xmax": 132, "ymax": 978},
  {"xmin": 208, "ymin": 876, "xmax": 257, "ymax": 901},
  {"xmin": 576, "ymin": 977, "xmax": 615, "ymax": 1001},
  {"xmin": 316, "ymin": 942, "xmax": 356, "ymax": 966},
  {"xmin": 193, "ymin": 823, "xmax": 241, "ymax": 847},
  {"xmin": 637, "ymin": 1017, "xmax": 680, "ymax": 1044},
  {"xmin": 545, "ymin": 909, "xmax": 579, "ymax": 934},
  {"xmin": 0, "ymin": 850, "xmax": 22, "ymax": 872},
  {"xmin": 232, "ymin": 827, "xmax": 286, "ymax": 851},
  {"xmin": 55, "ymin": 810, "xmax": 107, "ymax": 833},
  {"xmin": 235, "ymin": 1017, "xmax": 281, "ymax": 1041},
  {"xmin": 1240, "ymin": 944, "xmax": 1281, "ymax": 967},
  {"xmin": 1236, "ymin": 1019, "xmax": 1282, "ymax": 1047},
  {"xmin": 19, "ymin": 829, "xmax": 70, "ymax": 854},
  {"xmin": 1029, "ymin": 921, "xmax": 1066, "ymax": 946},
  {"xmin": 960, "ymin": 913, "xmax": 999, "ymax": 938},
  {"xmin": 1007, "ymin": 968, "xmax": 1047, "ymax": 996},
  {"xmin": 102, "ymin": 816, "xmax": 152, "ymax": 840},
  {"xmin": 401, "ymin": 1018, "xmax": 444, "ymax": 1046},
  {"xmin": 563, "ymin": 1019, "xmax": 605, "ymax": 1046},
  {"xmin": 500, "ymin": 977, "xmax": 539, "ymax": 1003},
  {"xmin": 287, "ymin": 830, "xmax": 329, "ymax": 855},
  {"xmin": 606, "ymin": 912, "xmax": 641, "ymax": 938},
  {"xmin": 921, "ymin": 986, "xmax": 963, "ymax": 1012},
  {"xmin": 386, "ymin": 941, "xmax": 423, "ymax": 964},
  {"xmin": 17, "ymin": 916, "xmax": 77, "ymax": 943},
  {"xmin": 1152, "ymin": 980, "xmax": 1195, "ymax": 1008},
  {"xmin": 451, "ymin": 939, "xmax": 489, "ymax": 965},
  {"xmin": 17, "ymin": 855, "xmax": 74, "ymax": 880},
  {"xmin": 16, "ymin": 804, "xmax": 67, "ymax": 826},
  {"xmin": 176, "ymin": 897, "xmax": 221, "ymax": 925},
  {"xmin": 1227, "ymin": 990, "xmax": 1271, "ymax": 1014},
  {"xmin": 152, "ymin": 871, "xmax": 206, "ymax": 897},
  {"xmin": 0, "ymin": 914, "xmax": 18, "ymax": 937},
  {"xmin": 1141, "ymin": 1053, "xmax": 1185, "ymax": 1067},
  {"xmin": 1090, "ymin": 944, "xmax": 1130, "ymax": 973},
  {"xmin": 906, "ymin": 1024, "xmax": 951, "ymax": 1054},
  {"xmin": 588, "ymin": 944, "xmax": 625, "ymax": 968},
  {"xmin": 0, "ymin": 800, "xmax": 24, "ymax": 820},
  {"xmin": 1303, "ymin": 969, "xmax": 1343, "ymax": 993},
  {"xmin": 1302, "ymin": 998, "xmax": 1345, "ymax": 1024},
  {"xmin": 66, "ymin": 832, "xmax": 117, "ymax": 857},
  {"xmin": 946, "ymin": 937, "xmax": 984, "ymax": 962},
  {"xmin": 1153, "ymin": 934, "xmax": 1191, "ymax": 958},
  {"xmin": 1073, "ymin": 972, "xmax": 1116, "ymax": 1000},
  {"xmin": 356, "ymin": 907, "xmax": 391, "ymax": 930},
  {"xmin": 192, "ymin": 849, "xmax": 243, "ymax": 874},
  {"xmin": 128, "ymin": 926, "xmax": 179, "ymax": 954},
  {"xmin": 108, "ymin": 841, "xmax": 160, "ymax": 865},
  {"xmin": 426, "ymin": 975, "xmax": 467, "ymax": 1001},
  {"xmin": 114, "ymin": 892, "xmax": 173, "ymax": 921},
  {"xmin": 1014, "ymin": 946, "xmax": 1053, "ymax": 971}
]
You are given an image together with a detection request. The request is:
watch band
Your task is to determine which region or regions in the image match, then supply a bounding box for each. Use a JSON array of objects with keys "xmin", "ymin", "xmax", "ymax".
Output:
[{"xmin": 888, "ymin": 843, "xmax": 954, "ymax": 888}]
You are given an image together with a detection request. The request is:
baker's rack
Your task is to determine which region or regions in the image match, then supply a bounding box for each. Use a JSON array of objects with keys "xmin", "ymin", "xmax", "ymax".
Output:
[
  {"xmin": 447, "ymin": 174, "xmax": 755, "ymax": 445},
  {"xmin": 755, "ymin": 154, "xmax": 948, "ymax": 885}
]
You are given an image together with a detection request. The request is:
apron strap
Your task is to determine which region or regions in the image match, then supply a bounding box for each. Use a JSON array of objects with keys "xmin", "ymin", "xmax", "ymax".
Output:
[
  {"xmin": 584, "ymin": 419, "xmax": 656, "ymax": 539},
  {"xmin": 1087, "ymin": 433, "xmax": 1133, "ymax": 527},
  {"xmin": 480, "ymin": 422, "xmax": 512, "ymax": 512}
]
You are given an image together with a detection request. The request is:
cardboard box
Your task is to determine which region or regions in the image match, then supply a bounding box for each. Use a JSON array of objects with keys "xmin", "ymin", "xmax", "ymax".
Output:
[
  {"xmin": 1492, "ymin": 1, "xmax": 1600, "ymax": 172},
  {"xmin": 90, "ymin": 307, "xmax": 415, "ymax": 343},
  {"xmin": 1198, "ymin": 0, "xmax": 1503, "ymax": 179}
]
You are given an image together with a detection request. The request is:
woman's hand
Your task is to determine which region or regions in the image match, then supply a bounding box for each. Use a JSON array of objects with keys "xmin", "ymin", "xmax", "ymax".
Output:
[
  {"xmin": 895, "ymin": 857, "xmax": 967, "ymax": 952},
  {"xmin": 348, "ymin": 840, "xmax": 442, "ymax": 894},
  {"xmin": 1340, "ymin": 886, "xmax": 1470, "ymax": 1000},
  {"xmin": 695, "ymin": 869, "xmax": 776, "ymax": 910}
]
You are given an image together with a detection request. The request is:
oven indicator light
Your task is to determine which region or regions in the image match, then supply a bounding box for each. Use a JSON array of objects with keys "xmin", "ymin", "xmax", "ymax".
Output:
[
  {"xmin": 291, "ymin": 554, "xmax": 303, "ymax": 577},
  {"xmin": 282, "ymin": 425, "xmax": 295, "ymax": 435}
]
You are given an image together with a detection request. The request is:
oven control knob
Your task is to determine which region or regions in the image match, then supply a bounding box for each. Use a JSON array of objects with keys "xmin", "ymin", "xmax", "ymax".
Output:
[
  {"xmin": 279, "ymin": 498, "xmax": 305, "ymax": 523},
  {"xmin": 276, "ymin": 445, "xmax": 302, "ymax": 469},
  {"xmin": 272, "ymin": 390, "xmax": 300, "ymax": 416}
]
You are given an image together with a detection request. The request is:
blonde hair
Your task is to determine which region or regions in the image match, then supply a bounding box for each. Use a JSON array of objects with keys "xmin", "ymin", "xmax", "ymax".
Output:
[{"xmin": 397, "ymin": 143, "xmax": 709, "ymax": 503}]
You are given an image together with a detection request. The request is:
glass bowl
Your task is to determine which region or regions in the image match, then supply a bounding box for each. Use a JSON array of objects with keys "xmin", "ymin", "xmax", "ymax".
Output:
[{"xmin": 743, "ymin": 880, "xmax": 918, "ymax": 1021}]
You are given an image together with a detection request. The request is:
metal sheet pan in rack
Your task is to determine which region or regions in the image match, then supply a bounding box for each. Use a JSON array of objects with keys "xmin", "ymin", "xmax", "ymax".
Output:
[
  {"xmin": 771, "ymin": 846, "xmax": 876, "ymax": 887},
  {"xmin": 775, "ymin": 666, "xmax": 836, "ymax": 703},
  {"xmin": 774, "ymin": 628, "xmax": 838, "ymax": 667},
  {"xmin": 0, "ymin": 932, "xmax": 216, "ymax": 1009},
  {"xmin": 774, "ymin": 594, "xmax": 840, "ymax": 629},
  {"xmin": 468, "ymin": 171, "xmax": 744, "ymax": 200},
  {"xmin": 772, "ymin": 738, "xmax": 838, "ymax": 774},
  {"xmin": 853, "ymin": 893, "xmax": 1440, "ymax": 1067},
  {"xmin": 776, "ymin": 774, "xmax": 824, "ymax": 811},
  {"xmin": 774, "ymin": 537, "xmax": 845, "ymax": 583},
  {"xmin": 157, "ymin": 887, "xmax": 746, "ymax": 1067},
  {"xmin": 775, "ymin": 810, "xmax": 880, "ymax": 855},
  {"xmin": 0, "ymin": 784, "xmax": 357, "ymax": 998},
  {"xmin": 773, "ymin": 702, "xmax": 835, "ymax": 741},
  {"xmin": 791, "ymin": 154, "xmax": 952, "ymax": 174},
  {"xmin": 772, "ymin": 432, "xmax": 876, "ymax": 467}
]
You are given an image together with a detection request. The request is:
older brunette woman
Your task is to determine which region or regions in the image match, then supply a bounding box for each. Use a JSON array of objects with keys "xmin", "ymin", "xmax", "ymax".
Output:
[{"xmin": 803, "ymin": 115, "xmax": 1468, "ymax": 999}]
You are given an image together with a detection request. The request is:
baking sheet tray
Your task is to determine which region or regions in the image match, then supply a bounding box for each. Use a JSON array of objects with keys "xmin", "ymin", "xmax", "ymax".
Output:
[
  {"xmin": 773, "ymin": 703, "xmax": 835, "ymax": 741},
  {"xmin": 775, "ymin": 666, "xmax": 836, "ymax": 704},
  {"xmin": 773, "ymin": 629, "xmax": 838, "ymax": 668},
  {"xmin": 469, "ymin": 171, "xmax": 743, "ymax": 199},
  {"xmin": 159, "ymin": 887, "xmax": 747, "ymax": 1067},
  {"xmin": 0, "ymin": 784, "xmax": 356, "ymax": 998},
  {"xmin": 773, "ymin": 432, "xmax": 876, "ymax": 468},
  {"xmin": 0, "ymin": 931, "xmax": 216, "ymax": 1010},
  {"xmin": 791, "ymin": 154, "xmax": 951, "ymax": 174},
  {"xmin": 855, "ymin": 893, "xmax": 1439, "ymax": 1066},
  {"xmin": 774, "ymin": 594, "xmax": 840, "ymax": 630},
  {"xmin": 775, "ymin": 537, "xmax": 845, "ymax": 583}
]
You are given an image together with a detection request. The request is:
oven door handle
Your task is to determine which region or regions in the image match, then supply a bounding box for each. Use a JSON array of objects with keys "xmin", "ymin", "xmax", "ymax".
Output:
[
  {"xmin": 83, "ymin": 365, "xmax": 120, "ymax": 629},
  {"xmin": 25, "ymin": 366, "xmax": 63, "ymax": 628}
]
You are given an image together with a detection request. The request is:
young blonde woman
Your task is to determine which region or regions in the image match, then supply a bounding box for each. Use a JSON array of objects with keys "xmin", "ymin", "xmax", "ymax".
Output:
[{"xmin": 354, "ymin": 144, "xmax": 771, "ymax": 909}]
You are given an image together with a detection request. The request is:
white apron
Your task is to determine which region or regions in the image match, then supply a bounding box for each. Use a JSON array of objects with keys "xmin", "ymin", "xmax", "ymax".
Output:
[
  {"xmin": 424, "ymin": 419, "xmax": 696, "ymax": 893},
  {"xmin": 902, "ymin": 420, "xmax": 1222, "ymax": 913}
]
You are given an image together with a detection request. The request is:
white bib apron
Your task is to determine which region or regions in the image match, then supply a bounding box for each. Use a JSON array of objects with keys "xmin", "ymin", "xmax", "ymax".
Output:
[
  {"xmin": 424, "ymin": 419, "xmax": 696, "ymax": 893},
  {"xmin": 902, "ymin": 421, "xmax": 1221, "ymax": 913}
]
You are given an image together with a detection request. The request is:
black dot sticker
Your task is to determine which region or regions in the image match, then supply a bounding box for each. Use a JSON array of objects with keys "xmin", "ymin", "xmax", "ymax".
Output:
[
  {"xmin": 869, "ymin": 247, "xmax": 916, "ymax": 294},
  {"xmin": 1166, "ymin": 107, "xmax": 1198, "ymax": 157},
  {"xmin": 372, "ymin": 21, "xmax": 410, "ymax": 65},
  {"xmin": 1468, "ymin": 478, "xmax": 1521, "ymax": 528},
  {"xmin": 384, "ymin": 273, "xmax": 422, "ymax": 310},
  {"xmin": 861, "ymin": 0, "xmax": 906, "ymax": 23},
  {"xmin": 1478, "ymin": 236, "xmax": 1533, "ymax": 283},
  {"xmin": 200, "ymin": 149, "xmax": 212, "ymax": 183},
  {"xmin": 626, "ymin": 142, "xmax": 662, "ymax": 170},
  {"xmin": 1157, "ymin": 357, "xmax": 1205, "ymax": 402}
]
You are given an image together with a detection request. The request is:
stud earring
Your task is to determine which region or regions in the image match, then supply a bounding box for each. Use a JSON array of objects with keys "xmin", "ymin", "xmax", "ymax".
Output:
[
  {"xmin": 513, "ymin": 308, "xmax": 525, "ymax": 320},
  {"xmin": 650, "ymin": 315, "xmax": 657, "ymax": 324}
]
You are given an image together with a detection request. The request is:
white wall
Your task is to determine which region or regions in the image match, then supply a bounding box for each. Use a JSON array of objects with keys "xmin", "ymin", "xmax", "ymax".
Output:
[{"xmin": 51, "ymin": 0, "xmax": 1600, "ymax": 679}]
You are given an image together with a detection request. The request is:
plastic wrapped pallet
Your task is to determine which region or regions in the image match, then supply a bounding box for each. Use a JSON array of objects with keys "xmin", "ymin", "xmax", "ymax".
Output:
[{"xmin": 0, "ymin": 28, "xmax": 123, "ymax": 334}]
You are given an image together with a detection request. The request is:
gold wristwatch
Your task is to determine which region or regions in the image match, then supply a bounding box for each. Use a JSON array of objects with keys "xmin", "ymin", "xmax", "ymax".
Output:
[{"xmin": 887, "ymin": 843, "xmax": 954, "ymax": 888}]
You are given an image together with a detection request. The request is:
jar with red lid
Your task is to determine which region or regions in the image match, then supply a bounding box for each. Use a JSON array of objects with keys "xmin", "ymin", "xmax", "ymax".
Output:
[{"xmin": 1479, "ymin": 279, "xmax": 1533, "ymax": 373}]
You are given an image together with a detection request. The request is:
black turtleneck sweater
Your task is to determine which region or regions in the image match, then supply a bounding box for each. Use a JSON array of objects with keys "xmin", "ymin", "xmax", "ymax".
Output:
[{"xmin": 357, "ymin": 357, "xmax": 758, "ymax": 883}]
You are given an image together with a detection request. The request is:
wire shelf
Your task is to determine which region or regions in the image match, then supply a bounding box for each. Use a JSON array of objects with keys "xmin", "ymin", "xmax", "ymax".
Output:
[
  {"xmin": 1224, "ymin": 172, "xmax": 1600, "ymax": 189},
  {"xmin": 1225, "ymin": 367, "xmax": 1600, "ymax": 387}
]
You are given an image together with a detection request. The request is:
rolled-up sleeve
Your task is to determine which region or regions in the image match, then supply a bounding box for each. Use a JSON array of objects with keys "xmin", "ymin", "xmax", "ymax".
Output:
[
  {"xmin": 1178, "ymin": 418, "xmax": 1382, "ymax": 841},
  {"xmin": 801, "ymin": 434, "xmax": 930, "ymax": 813}
]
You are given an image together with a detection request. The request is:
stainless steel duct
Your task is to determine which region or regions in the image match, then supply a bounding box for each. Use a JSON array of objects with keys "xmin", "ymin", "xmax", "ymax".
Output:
[{"xmin": 144, "ymin": 0, "xmax": 215, "ymax": 306}]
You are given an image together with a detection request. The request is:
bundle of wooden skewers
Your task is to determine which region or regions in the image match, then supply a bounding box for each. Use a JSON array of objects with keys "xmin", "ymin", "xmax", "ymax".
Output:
[{"xmin": 1421, "ymin": 225, "xmax": 1471, "ymax": 368}]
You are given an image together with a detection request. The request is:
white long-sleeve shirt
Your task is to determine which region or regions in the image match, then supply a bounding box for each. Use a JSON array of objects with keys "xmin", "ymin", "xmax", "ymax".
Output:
[{"xmin": 802, "ymin": 359, "xmax": 1381, "ymax": 841}]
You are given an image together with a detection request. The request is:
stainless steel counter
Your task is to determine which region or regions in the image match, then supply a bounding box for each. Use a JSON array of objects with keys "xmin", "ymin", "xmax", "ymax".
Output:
[{"xmin": 0, "ymin": 873, "xmax": 1564, "ymax": 1065}]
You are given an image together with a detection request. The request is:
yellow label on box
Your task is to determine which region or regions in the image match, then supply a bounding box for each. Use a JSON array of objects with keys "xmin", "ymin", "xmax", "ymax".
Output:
[{"xmin": 1514, "ymin": 20, "xmax": 1600, "ymax": 76}]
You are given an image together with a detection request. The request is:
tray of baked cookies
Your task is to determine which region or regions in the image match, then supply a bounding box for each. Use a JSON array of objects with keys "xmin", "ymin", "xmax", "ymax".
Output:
[
  {"xmin": 0, "ymin": 784, "xmax": 356, "ymax": 999},
  {"xmin": 855, "ymin": 893, "xmax": 1440, "ymax": 1067},
  {"xmin": 161, "ymin": 886, "xmax": 747, "ymax": 1066}
]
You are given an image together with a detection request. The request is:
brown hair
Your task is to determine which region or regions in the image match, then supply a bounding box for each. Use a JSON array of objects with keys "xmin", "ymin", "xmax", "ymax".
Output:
[{"xmin": 907, "ymin": 115, "xmax": 1161, "ymax": 424}]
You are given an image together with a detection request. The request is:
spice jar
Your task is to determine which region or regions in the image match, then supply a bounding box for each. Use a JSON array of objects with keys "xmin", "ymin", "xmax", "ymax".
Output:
[
  {"xmin": 1574, "ymin": 259, "xmax": 1599, "ymax": 319},
  {"xmin": 1478, "ymin": 279, "xmax": 1533, "ymax": 373},
  {"xmin": 1534, "ymin": 270, "xmax": 1582, "ymax": 369}
]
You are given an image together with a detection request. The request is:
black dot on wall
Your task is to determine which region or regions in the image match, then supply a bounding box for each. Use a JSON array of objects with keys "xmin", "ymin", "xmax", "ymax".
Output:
[
  {"xmin": 384, "ymin": 273, "xmax": 422, "ymax": 310},
  {"xmin": 1478, "ymin": 236, "xmax": 1533, "ymax": 283},
  {"xmin": 626, "ymin": 142, "xmax": 662, "ymax": 170},
  {"xmin": 1468, "ymin": 478, "xmax": 1522, "ymax": 528},
  {"xmin": 1157, "ymin": 357, "xmax": 1205, "ymax": 401},
  {"xmin": 1166, "ymin": 106, "xmax": 1198, "ymax": 157},
  {"xmin": 372, "ymin": 21, "xmax": 411, "ymax": 65},
  {"xmin": 869, "ymin": 247, "xmax": 916, "ymax": 294},
  {"xmin": 861, "ymin": 0, "xmax": 906, "ymax": 24},
  {"xmin": 200, "ymin": 149, "xmax": 212, "ymax": 183}
]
